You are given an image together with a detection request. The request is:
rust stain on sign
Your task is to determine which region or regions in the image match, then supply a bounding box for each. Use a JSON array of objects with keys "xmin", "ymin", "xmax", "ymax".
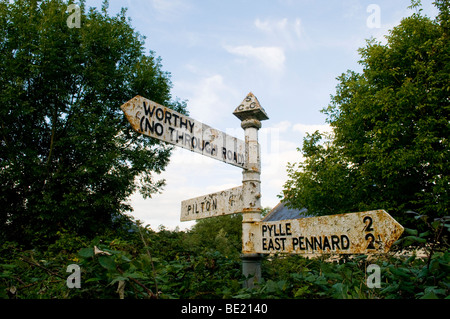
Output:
[
  {"xmin": 180, "ymin": 186, "xmax": 244, "ymax": 221},
  {"xmin": 121, "ymin": 95, "xmax": 246, "ymax": 169},
  {"xmin": 242, "ymin": 221, "xmax": 260, "ymax": 254},
  {"xmin": 248, "ymin": 210, "xmax": 404, "ymax": 255}
]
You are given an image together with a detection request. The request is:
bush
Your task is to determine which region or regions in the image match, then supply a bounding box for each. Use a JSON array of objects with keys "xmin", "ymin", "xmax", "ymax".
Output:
[{"xmin": 1, "ymin": 214, "xmax": 448, "ymax": 299}]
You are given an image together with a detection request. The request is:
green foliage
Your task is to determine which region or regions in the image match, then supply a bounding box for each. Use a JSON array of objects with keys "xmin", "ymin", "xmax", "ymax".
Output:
[
  {"xmin": 186, "ymin": 214, "xmax": 243, "ymax": 259},
  {"xmin": 282, "ymin": 1, "xmax": 449, "ymax": 227},
  {"xmin": 283, "ymin": 131, "xmax": 368, "ymax": 216},
  {"xmin": 1, "ymin": 211, "xmax": 448, "ymax": 299},
  {"xmin": 0, "ymin": 223, "xmax": 244, "ymax": 299},
  {"xmin": 0, "ymin": 0, "xmax": 187, "ymax": 246},
  {"xmin": 278, "ymin": 1, "xmax": 449, "ymax": 300}
]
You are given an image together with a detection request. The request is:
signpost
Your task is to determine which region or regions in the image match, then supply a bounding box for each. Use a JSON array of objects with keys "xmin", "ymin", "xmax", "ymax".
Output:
[
  {"xmin": 121, "ymin": 95, "xmax": 246, "ymax": 169},
  {"xmin": 252, "ymin": 210, "xmax": 404, "ymax": 255},
  {"xmin": 120, "ymin": 93, "xmax": 405, "ymax": 290},
  {"xmin": 180, "ymin": 186, "xmax": 244, "ymax": 221}
]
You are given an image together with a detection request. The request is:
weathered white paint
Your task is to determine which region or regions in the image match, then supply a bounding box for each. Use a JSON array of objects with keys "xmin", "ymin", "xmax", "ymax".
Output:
[
  {"xmin": 180, "ymin": 186, "xmax": 244, "ymax": 221},
  {"xmin": 121, "ymin": 95, "xmax": 246, "ymax": 168},
  {"xmin": 235, "ymin": 92, "xmax": 269, "ymax": 288},
  {"xmin": 246, "ymin": 210, "xmax": 404, "ymax": 255}
]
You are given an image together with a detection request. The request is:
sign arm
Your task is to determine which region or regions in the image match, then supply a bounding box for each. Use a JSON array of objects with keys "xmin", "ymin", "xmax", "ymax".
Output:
[{"xmin": 121, "ymin": 95, "xmax": 246, "ymax": 169}]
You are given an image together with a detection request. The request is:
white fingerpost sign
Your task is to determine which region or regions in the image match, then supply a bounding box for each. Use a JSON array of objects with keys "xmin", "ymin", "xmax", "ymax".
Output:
[
  {"xmin": 254, "ymin": 210, "xmax": 404, "ymax": 255},
  {"xmin": 180, "ymin": 186, "xmax": 244, "ymax": 221},
  {"xmin": 121, "ymin": 95, "xmax": 246, "ymax": 168}
]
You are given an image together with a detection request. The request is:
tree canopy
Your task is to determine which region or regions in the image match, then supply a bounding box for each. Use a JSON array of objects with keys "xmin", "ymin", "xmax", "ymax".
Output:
[
  {"xmin": 282, "ymin": 0, "xmax": 449, "ymax": 227},
  {"xmin": 0, "ymin": 0, "xmax": 187, "ymax": 245}
]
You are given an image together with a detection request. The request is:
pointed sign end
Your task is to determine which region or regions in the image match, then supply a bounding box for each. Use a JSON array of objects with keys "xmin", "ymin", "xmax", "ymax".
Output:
[
  {"xmin": 378, "ymin": 209, "xmax": 405, "ymax": 252},
  {"xmin": 120, "ymin": 95, "xmax": 143, "ymax": 112},
  {"xmin": 119, "ymin": 95, "xmax": 147, "ymax": 134}
]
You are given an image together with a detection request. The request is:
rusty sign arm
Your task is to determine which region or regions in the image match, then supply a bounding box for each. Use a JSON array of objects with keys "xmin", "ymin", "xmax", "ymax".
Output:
[
  {"xmin": 180, "ymin": 186, "xmax": 244, "ymax": 221},
  {"xmin": 121, "ymin": 95, "xmax": 246, "ymax": 168},
  {"xmin": 249, "ymin": 210, "xmax": 404, "ymax": 255}
]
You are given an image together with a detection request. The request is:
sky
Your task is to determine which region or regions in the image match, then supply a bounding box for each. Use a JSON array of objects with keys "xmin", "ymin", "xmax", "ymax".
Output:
[{"xmin": 84, "ymin": 0, "xmax": 439, "ymax": 231}]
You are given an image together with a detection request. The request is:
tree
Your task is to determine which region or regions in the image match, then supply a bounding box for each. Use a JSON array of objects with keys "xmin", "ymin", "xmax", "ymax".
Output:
[
  {"xmin": 283, "ymin": 131, "xmax": 370, "ymax": 217},
  {"xmin": 186, "ymin": 215, "xmax": 243, "ymax": 258},
  {"xmin": 0, "ymin": 0, "xmax": 187, "ymax": 245},
  {"xmin": 282, "ymin": 1, "xmax": 449, "ymax": 227}
]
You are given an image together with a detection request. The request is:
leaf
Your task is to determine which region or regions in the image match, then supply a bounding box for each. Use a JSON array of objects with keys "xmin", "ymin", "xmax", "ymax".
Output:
[
  {"xmin": 79, "ymin": 247, "xmax": 94, "ymax": 258},
  {"xmin": 85, "ymin": 277, "xmax": 102, "ymax": 283},
  {"xmin": 419, "ymin": 231, "xmax": 430, "ymax": 238},
  {"xmin": 0, "ymin": 264, "xmax": 16, "ymax": 270},
  {"xmin": 431, "ymin": 220, "xmax": 442, "ymax": 230},
  {"xmin": 110, "ymin": 276, "xmax": 128, "ymax": 285},
  {"xmin": 419, "ymin": 289, "xmax": 439, "ymax": 299},
  {"xmin": 415, "ymin": 215, "xmax": 428, "ymax": 222},
  {"xmin": 332, "ymin": 283, "xmax": 351, "ymax": 299},
  {"xmin": 125, "ymin": 271, "xmax": 147, "ymax": 280},
  {"xmin": 404, "ymin": 236, "xmax": 427, "ymax": 243},
  {"xmin": 98, "ymin": 256, "xmax": 116, "ymax": 271},
  {"xmin": 119, "ymin": 254, "xmax": 132, "ymax": 263},
  {"xmin": 404, "ymin": 228, "xmax": 418, "ymax": 236},
  {"xmin": 294, "ymin": 286, "xmax": 310, "ymax": 298},
  {"xmin": 390, "ymin": 267, "xmax": 411, "ymax": 279}
]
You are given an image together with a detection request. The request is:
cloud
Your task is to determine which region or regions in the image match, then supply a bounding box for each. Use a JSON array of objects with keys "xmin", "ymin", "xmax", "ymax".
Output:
[
  {"xmin": 254, "ymin": 18, "xmax": 285, "ymax": 33},
  {"xmin": 341, "ymin": 0, "xmax": 365, "ymax": 19},
  {"xmin": 225, "ymin": 45, "xmax": 286, "ymax": 72},
  {"xmin": 258, "ymin": 121, "xmax": 334, "ymax": 207},
  {"xmin": 258, "ymin": 121, "xmax": 304, "ymax": 208},
  {"xmin": 148, "ymin": 0, "xmax": 191, "ymax": 20},
  {"xmin": 293, "ymin": 18, "xmax": 302, "ymax": 39},
  {"xmin": 254, "ymin": 17, "xmax": 303, "ymax": 48},
  {"xmin": 174, "ymin": 73, "xmax": 238, "ymax": 126},
  {"xmin": 292, "ymin": 123, "xmax": 332, "ymax": 136}
]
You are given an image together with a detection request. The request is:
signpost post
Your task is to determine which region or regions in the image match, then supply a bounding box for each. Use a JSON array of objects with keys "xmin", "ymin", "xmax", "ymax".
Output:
[{"xmin": 232, "ymin": 93, "xmax": 269, "ymax": 288}]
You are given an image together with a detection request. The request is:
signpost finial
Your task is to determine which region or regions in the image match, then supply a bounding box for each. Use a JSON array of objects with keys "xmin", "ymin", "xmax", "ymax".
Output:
[{"xmin": 233, "ymin": 92, "xmax": 269, "ymax": 122}]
